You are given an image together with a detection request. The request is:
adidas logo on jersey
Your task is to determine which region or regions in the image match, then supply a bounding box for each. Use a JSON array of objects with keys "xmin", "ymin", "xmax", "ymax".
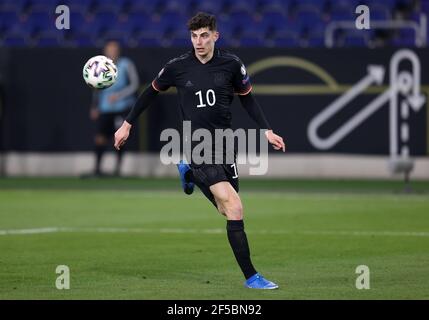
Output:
[{"xmin": 185, "ymin": 80, "xmax": 194, "ymax": 87}]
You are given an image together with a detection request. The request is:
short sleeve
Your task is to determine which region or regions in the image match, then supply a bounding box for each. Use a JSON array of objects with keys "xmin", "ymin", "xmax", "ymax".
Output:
[
  {"xmin": 152, "ymin": 62, "xmax": 176, "ymax": 91},
  {"xmin": 232, "ymin": 60, "xmax": 252, "ymax": 95}
]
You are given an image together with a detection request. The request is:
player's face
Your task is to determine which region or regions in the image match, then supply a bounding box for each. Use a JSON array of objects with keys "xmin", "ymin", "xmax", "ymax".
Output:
[
  {"xmin": 104, "ymin": 42, "xmax": 120, "ymax": 61},
  {"xmin": 190, "ymin": 28, "xmax": 219, "ymax": 58}
]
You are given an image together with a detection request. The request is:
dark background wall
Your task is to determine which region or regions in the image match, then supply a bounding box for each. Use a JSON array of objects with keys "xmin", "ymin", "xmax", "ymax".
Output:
[{"xmin": 0, "ymin": 48, "xmax": 427, "ymax": 155}]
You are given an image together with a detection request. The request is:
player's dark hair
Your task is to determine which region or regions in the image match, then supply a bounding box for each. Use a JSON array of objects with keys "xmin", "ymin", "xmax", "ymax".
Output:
[{"xmin": 187, "ymin": 12, "xmax": 217, "ymax": 31}]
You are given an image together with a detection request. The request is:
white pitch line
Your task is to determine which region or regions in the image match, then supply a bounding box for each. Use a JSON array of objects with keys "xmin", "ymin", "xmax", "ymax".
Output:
[
  {"xmin": 0, "ymin": 227, "xmax": 60, "ymax": 235},
  {"xmin": 0, "ymin": 227, "xmax": 429, "ymax": 237}
]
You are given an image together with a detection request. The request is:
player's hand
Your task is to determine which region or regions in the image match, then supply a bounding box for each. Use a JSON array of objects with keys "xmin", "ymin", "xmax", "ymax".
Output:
[
  {"xmin": 109, "ymin": 94, "xmax": 119, "ymax": 103},
  {"xmin": 90, "ymin": 108, "xmax": 99, "ymax": 121},
  {"xmin": 114, "ymin": 121, "xmax": 132, "ymax": 150},
  {"xmin": 265, "ymin": 130, "xmax": 286, "ymax": 152}
]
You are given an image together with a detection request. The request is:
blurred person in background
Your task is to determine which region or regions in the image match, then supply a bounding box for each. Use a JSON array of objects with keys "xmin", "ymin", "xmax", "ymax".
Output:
[{"xmin": 88, "ymin": 40, "xmax": 139, "ymax": 177}]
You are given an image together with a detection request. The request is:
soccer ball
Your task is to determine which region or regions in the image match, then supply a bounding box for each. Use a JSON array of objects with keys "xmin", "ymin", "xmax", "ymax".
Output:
[{"xmin": 82, "ymin": 55, "xmax": 118, "ymax": 89}]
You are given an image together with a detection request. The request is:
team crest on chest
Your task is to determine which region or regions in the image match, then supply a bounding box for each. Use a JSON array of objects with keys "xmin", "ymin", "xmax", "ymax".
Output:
[{"xmin": 213, "ymin": 72, "xmax": 226, "ymax": 86}]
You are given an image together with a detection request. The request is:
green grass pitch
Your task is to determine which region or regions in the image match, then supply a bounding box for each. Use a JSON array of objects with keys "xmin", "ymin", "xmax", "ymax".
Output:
[{"xmin": 0, "ymin": 177, "xmax": 428, "ymax": 299}]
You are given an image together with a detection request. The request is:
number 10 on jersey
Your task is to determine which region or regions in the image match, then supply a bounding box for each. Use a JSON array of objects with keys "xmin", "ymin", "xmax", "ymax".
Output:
[{"xmin": 195, "ymin": 89, "xmax": 216, "ymax": 108}]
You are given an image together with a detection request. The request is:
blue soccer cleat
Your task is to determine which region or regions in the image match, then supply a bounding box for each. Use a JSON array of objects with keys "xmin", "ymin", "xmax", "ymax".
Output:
[
  {"xmin": 177, "ymin": 160, "xmax": 194, "ymax": 195},
  {"xmin": 245, "ymin": 273, "xmax": 279, "ymax": 290}
]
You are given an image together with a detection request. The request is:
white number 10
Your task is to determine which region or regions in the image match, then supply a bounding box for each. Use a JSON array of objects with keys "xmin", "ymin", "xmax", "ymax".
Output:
[{"xmin": 196, "ymin": 89, "xmax": 216, "ymax": 108}]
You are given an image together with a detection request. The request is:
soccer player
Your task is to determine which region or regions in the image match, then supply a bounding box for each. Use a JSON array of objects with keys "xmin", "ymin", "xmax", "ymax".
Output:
[
  {"xmin": 114, "ymin": 13, "xmax": 285, "ymax": 289},
  {"xmin": 89, "ymin": 40, "xmax": 139, "ymax": 177}
]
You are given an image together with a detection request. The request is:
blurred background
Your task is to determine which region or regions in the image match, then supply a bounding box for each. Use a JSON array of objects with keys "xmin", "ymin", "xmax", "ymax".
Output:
[
  {"xmin": 0, "ymin": 0, "xmax": 427, "ymax": 47},
  {"xmin": 0, "ymin": 0, "xmax": 428, "ymax": 179}
]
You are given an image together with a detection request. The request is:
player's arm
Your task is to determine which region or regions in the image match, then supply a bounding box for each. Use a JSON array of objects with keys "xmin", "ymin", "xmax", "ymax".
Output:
[
  {"xmin": 238, "ymin": 92, "xmax": 285, "ymax": 152},
  {"xmin": 238, "ymin": 92, "xmax": 271, "ymax": 130},
  {"xmin": 232, "ymin": 58, "xmax": 285, "ymax": 152},
  {"xmin": 114, "ymin": 84, "xmax": 159, "ymax": 150}
]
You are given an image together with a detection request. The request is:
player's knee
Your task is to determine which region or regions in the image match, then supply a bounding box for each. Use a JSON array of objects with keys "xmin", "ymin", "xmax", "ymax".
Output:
[
  {"xmin": 217, "ymin": 206, "xmax": 227, "ymax": 217},
  {"xmin": 211, "ymin": 183, "xmax": 242, "ymax": 219},
  {"xmin": 214, "ymin": 200, "xmax": 227, "ymax": 217},
  {"xmin": 223, "ymin": 198, "xmax": 243, "ymax": 220}
]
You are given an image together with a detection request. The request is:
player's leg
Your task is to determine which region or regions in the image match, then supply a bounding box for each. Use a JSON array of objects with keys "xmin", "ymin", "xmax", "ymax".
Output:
[
  {"xmin": 209, "ymin": 181, "xmax": 255, "ymax": 277},
  {"xmin": 94, "ymin": 135, "xmax": 107, "ymax": 175},
  {"xmin": 209, "ymin": 181, "xmax": 278, "ymax": 289},
  {"xmin": 188, "ymin": 163, "xmax": 278, "ymax": 288},
  {"xmin": 113, "ymin": 111, "xmax": 128, "ymax": 176},
  {"xmin": 94, "ymin": 113, "xmax": 111, "ymax": 176}
]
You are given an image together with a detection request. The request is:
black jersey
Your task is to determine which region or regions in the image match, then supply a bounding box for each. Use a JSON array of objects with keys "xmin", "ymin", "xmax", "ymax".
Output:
[
  {"xmin": 152, "ymin": 48, "xmax": 252, "ymax": 164},
  {"xmin": 152, "ymin": 48, "xmax": 252, "ymax": 133}
]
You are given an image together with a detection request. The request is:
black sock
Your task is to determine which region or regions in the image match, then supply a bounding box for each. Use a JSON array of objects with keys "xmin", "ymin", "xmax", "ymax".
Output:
[
  {"xmin": 94, "ymin": 145, "xmax": 106, "ymax": 174},
  {"xmin": 226, "ymin": 220, "xmax": 257, "ymax": 280}
]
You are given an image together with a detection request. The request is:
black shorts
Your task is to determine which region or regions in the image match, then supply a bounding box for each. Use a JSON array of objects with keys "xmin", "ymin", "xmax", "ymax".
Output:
[
  {"xmin": 190, "ymin": 163, "xmax": 239, "ymax": 207},
  {"xmin": 97, "ymin": 110, "xmax": 129, "ymax": 137}
]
